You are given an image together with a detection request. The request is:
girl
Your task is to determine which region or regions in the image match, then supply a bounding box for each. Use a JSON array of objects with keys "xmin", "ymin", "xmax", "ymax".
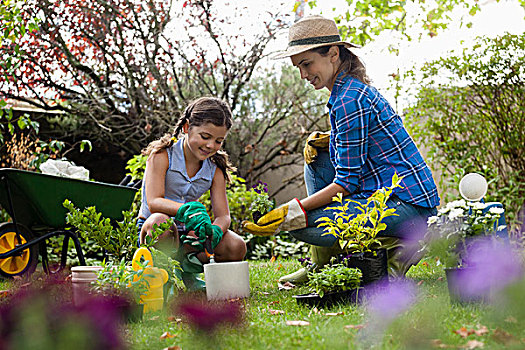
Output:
[
  {"xmin": 138, "ymin": 97, "xmax": 246, "ymax": 290},
  {"xmin": 244, "ymin": 15, "xmax": 440, "ymax": 282}
]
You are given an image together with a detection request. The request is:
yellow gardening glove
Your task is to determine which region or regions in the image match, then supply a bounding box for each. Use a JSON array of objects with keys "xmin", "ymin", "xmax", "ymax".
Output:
[
  {"xmin": 303, "ymin": 131, "xmax": 330, "ymax": 164},
  {"xmin": 242, "ymin": 198, "xmax": 307, "ymax": 236}
]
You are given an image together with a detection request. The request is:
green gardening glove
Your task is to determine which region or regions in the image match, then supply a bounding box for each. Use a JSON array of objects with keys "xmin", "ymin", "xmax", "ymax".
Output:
[
  {"xmin": 175, "ymin": 201, "xmax": 211, "ymax": 239},
  {"xmin": 199, "ymin": 222, "xmax": 224, "ymax": 249},
  {"xmin": 179, "ymin": 234, "xmax": 206, "ymax": 251}
]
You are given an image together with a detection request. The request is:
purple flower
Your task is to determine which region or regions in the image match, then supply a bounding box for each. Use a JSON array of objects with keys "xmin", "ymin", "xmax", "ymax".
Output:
[
  {"xmin": 173, "ymin": 297, "xmax": 244, "ymax": 334},
  {"xmin": 358, "ymin": 279, "xmax": 419, "ymax": 347},
  {"xmin": 0, "ymin": 274, "xmax": 127, "ymax": 349},
  {"xmin": 457, "ymin": 237, "xmax": 524, "ymax": 300},
  {"xmin": 364, "ymin": 279, "xmax": 418, "ymax": 322},
  {"xmin": 252, "ymin": 181, "xmax": 268, "ymax": 194}
]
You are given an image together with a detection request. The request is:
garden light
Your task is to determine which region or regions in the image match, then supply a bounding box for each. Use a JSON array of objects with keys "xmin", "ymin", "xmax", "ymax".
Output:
[{"xmin": 459, "ymin": 173, "xmax": 487, "ymax": 201}]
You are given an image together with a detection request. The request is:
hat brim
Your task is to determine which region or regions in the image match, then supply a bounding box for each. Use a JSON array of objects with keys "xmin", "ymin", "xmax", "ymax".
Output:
[{"xmin": 271, "ymin": 41, "xmax": 359, "ymax": 60}]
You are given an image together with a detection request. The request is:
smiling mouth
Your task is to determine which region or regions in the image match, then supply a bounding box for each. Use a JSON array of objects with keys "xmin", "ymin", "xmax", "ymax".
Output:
[{"xmin": 309, "ymin": 77, "xmax": 317, "ymax": 85}]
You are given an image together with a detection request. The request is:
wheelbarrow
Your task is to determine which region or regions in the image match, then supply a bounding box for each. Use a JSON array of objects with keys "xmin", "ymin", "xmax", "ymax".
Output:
[{"xmin": 0, "ymin": 168, "xmax": 138, "ymax": 278}]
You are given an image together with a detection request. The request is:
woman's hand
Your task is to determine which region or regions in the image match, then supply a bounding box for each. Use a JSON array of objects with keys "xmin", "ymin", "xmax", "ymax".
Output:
[{"xmin": 242, "ymin": 198, "xmax": 307, "ymax": 236}]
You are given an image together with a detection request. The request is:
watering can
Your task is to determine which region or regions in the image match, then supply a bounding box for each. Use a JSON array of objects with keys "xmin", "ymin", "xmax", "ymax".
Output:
[
  {"xmin": 131, "ymin": 247, "xmax": 169, "ymax": 312},
  {"xmin": 459, "ymin": 173, "xmax": 509, "ymax": 239}
]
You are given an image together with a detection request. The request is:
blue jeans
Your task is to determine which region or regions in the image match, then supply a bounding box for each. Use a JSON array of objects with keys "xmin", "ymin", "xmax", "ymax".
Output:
[{"xmin": 290, "ymin": 151, "xmax": 437, "ymax": 247}]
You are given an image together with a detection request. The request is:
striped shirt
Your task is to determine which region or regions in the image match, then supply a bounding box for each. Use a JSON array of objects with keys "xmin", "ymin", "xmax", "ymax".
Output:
[{"xmin": 327, "ymin": 73, "xmax": 440, "ymax": 208}]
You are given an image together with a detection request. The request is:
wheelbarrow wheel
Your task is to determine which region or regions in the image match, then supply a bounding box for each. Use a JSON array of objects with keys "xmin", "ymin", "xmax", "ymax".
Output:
[{"xmin": 0, "ymin": 223, "xmax": 38, "ymax": 278}]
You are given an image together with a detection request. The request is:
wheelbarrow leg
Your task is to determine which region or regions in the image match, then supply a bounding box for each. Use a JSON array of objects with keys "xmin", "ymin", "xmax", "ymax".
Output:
[
  {"xmin": 39, "ymin": 239, "xmax": 50, "ymax": 274},
  {"xmin": 63, "ymin": 230, "xmax": 86, "ymax": 266}
]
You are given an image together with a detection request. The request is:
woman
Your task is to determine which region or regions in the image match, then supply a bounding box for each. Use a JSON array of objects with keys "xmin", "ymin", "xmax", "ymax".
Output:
[{"xmin": 243, "ymin": 15, "xmax": 439, "ymax": 282}]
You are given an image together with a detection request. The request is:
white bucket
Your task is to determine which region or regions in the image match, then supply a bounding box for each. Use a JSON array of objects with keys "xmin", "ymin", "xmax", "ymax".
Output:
[
  {"xmin": 204, "ymin": 261, "xmax": 250, "ymax": 301},
  {"xmin": 71, "ymin": 266, "xmax": 103, "ymax": 305}
]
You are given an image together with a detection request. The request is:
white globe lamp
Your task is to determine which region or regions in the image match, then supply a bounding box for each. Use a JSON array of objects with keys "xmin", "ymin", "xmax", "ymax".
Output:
[{"xmin": 459, "ymin": 173, "xmax": 488, "ymax": 201}]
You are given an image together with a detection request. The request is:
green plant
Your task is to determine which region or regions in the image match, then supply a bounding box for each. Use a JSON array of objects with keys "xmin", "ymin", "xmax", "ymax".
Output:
[
  {"xmin": 307, "ymin": 259, "xmax": 362, "ymax": 297},
  {"xmin": 200, "ymin": 175, "xmax": 274, "ymax": 241},
  {"xmin": 91, "ymin": 258, "xmax": 149, "ymax": 305},
  {"xmin": 246, "ymin": 233, "xmax": 309, "ymax": 260},
  {"xmin": 125, "ymin": 154, "xmax": 147, "ymax": 182},
  {"xmin": 248, "ymin": 181, "xmax": 274, "ymax": 220},
  {"xmin": 424, "ymin": 199, "xmax": 505, "ymax": 268},
  {"xmin": 63, "ymin": 199, "xmax": 140, "ymax": 262},
  {"xmin": 404, "ymin": 33, "xmax": 525, "ymax": 233},
  {"xmin": 148, "ymin": 247, "xmax": 185, "ymax": 294},
  {"xmin": 317, "ymin": 173, "xmax": 403, "ymax": 253}
]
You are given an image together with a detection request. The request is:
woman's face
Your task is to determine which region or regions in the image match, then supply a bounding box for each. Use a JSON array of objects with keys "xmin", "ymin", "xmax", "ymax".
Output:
[
  {"xmin": 183, "ymin": 122, "xmax": 228, "ymax": 161},
  {"xmin": 291, "ymin": 47, "xmax": 340, "ymax": 91}
]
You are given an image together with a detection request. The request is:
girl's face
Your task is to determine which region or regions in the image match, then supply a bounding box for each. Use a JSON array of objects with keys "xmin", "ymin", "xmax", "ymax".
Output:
[
  {"xmin": 290, "ymin": 46, "xmax": 340, "ymax": 91},
  {"xmin": 183, "ymin": 122, "xmax": 229, "ymax": 161}
]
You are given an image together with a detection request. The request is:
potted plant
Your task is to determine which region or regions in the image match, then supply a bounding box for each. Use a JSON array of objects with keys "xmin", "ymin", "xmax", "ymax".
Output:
[
  {"xmin": 315, "ymin": 173, "xmax": 403, "ymax": 286},
  {"xmin": 248, "ymin": 181, "xmax": 274, "ymax": 222},
  {"xmin": 90, "ymin": 258, "xmax": 150, "ymax": 322},
  {"xmin": 424, "ymin": 198, "xmax": 506, "ymax": 302},
  {"xmin": 293, "ymin": 259, "xmax": 362, "ymax": 307}
]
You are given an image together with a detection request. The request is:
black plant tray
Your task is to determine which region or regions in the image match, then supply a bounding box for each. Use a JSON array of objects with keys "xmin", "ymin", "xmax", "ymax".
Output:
[{"xmin": 293, "ymin": 288, "xmax": 362, "ymax": 308}]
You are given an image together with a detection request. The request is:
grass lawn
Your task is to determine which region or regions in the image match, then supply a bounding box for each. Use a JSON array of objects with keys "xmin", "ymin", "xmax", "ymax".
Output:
[{"xmin": 125, "ymin": 257, "xmax": 525, "ymax": 350}]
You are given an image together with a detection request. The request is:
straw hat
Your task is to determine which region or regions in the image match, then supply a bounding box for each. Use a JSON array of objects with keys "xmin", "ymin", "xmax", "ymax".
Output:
[{"xmin": 272, "ymin": 15, "xmax": 358, "ymax": 59}]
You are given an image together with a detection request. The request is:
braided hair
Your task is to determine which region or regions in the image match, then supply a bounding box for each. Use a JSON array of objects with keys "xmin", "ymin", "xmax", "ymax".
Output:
[{"xmin": 142, "ymin": 97, "xmax": 236, "ymax": 182}]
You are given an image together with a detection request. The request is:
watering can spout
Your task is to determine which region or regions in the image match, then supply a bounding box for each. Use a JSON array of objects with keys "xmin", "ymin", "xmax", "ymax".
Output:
[{"xmin": 132, "ymin": 247, "xmax": 169, "ymax": 312}]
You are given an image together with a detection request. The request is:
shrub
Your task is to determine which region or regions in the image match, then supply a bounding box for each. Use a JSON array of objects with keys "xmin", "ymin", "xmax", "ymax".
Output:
[{"xmin": 404, "ymin": 33, "xmax": 525, "ymax": 234}]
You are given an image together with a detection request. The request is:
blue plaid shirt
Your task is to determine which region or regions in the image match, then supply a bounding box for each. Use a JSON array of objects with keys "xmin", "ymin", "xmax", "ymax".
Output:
[{"xmin": 328, "ymin": 73, "xmax": 440, "ymax": 208}]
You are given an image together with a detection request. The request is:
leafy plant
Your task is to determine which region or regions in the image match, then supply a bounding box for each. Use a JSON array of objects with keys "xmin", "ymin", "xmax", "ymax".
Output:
[
  {"xmin": 424, "ymin": 199, "xmax": 505, "ymax": 268},
  {"xmin": 404, "ymin": 33, "xmax": 525, "ymax": 233},
  {"xmin": 248, "ymin": 181, "xmax": 274, "ymax": 220},
  {"xmin": 246, "ymin": 233, "xmax": 309, "ymax": 260},
  {"xmin": 148, "ymin": 247, "xmax": 185, "ymax": 294},
  {"xmin": 307, "ymin": 259, "xmax": 362, "ymax": 298},
  {"xmin": 63, "ymin": 199, "xmax": 139, "ymax": 262},
  {"xmin": 317, "ymin": 173, "xmax": 403, "ymax": 253},
  {"xmin": 91, "ymin": 258, "xmax": 149, "ymax": 305},
  {"xmin": 125, "ymin": 154, "xmax": 147, "ymax": 182}
]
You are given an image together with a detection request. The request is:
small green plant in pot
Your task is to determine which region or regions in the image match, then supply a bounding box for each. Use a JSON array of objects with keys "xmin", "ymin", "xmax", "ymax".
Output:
[
  {"xmin": 316, "ymin": 173, "xmax": 403, "ymax": 285},
  {"xmin": 248, "ymin": 181, "xmax": 274, "ymax": 222},
  {"xmin": 91, "ymin": 258, "xmax": 150, "ymax": 322},
  {"xmin": 294, "ymin": 258, "xmax": 362, "ymax": 307}
]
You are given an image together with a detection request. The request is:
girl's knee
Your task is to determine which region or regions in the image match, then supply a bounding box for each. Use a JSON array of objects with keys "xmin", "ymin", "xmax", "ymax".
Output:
[
  {"xmin": 140, "ymin": 213, "xmax": 175, "ymax": 244},
  {"xmin": 216, "ymin": 231, "xmax": 246, "ymax": 261}
]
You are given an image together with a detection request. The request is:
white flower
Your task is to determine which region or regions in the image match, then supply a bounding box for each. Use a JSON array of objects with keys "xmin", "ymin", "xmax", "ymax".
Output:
[
  {"xmin": 448, "ymin": 208, "xmax": 465, "ymax": 221},
  {"xmin": 446, "ymin": 199, "xmax": 467, "ymax": 210},
  {"xmin": 489, "ymin": 207, "xmax": 504, "ymax": 215},
  {"xmin": 427, "ymin": 216, "xmax": 438, "ymax": 225},
  {"xmin": 468, "ymin": 201, "xmax": 487, "ymax": 210}
]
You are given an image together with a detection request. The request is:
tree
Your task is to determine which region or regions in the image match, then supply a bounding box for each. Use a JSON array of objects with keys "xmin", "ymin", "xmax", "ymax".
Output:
[
  {"xmin": 0, "ymin": 0, "xmax": 39, "ymax": 142},
  {"xmin": 305, "ymin": 0, "xmax": 519, "ymax": 47},
  {"xmin": 0, "ymin": 0, "xmax": 328, "ymax": 194},
  {"xmin": 404, "ymin": 33, "xmax": 525, "ymax": 233}
]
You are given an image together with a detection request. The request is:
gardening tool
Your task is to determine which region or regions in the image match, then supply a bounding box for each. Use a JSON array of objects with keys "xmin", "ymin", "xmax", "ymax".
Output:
[
  {"xmin": 131, "ymin": 247, "xmax": 169, "ymax": 312},
  {"xmin": 203, "ymin": 236, "xmax": 250, "ymax": 301}
]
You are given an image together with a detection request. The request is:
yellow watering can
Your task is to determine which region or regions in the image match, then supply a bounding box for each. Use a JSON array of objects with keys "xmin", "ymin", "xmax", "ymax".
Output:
[{"xmin": 132, "ymin": 247, "xmax": 169, "ymax": 313}]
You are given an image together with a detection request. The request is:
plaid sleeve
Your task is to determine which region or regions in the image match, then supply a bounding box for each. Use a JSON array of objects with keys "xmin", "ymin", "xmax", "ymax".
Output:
[{"xmin": 331, "ymin": 95, "xmax": 371, "ymax": 194}]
